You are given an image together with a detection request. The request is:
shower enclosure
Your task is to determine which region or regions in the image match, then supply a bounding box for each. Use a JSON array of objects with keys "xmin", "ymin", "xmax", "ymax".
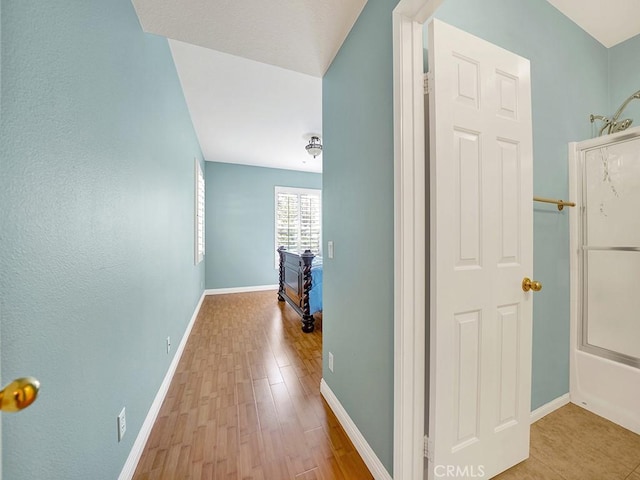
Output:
[{"xmin": 569, "ymin": 126, "xmax": 640, "ymax": 435}]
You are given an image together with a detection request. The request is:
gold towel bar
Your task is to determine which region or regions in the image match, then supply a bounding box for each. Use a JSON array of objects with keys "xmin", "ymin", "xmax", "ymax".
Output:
[{"xmin": 533, "ymin": 196, "xmax": 576, "ymax": 211}]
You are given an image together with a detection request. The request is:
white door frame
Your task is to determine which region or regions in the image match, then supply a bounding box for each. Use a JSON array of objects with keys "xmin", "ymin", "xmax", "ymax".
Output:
[{"xmin": 392, "ymin": 1, "xmax": 442, "ymax": 479}]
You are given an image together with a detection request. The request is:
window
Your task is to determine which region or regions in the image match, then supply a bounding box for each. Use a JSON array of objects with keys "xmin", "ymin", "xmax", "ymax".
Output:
[
  {"xmin": 275, "ymin": 186, "xmax": 321, "ymax": 263},
  {"xmin": 194, "ymin": 159, "xmax": 205, "ymax": 265}
]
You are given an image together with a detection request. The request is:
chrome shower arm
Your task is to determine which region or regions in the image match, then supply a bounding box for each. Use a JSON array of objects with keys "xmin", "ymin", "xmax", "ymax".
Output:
[
  {"xmin": 590, "ymin": 89, "xmax": 640, "ymax": 136},
  {"xmin": 611, "ymin": 89, "xmax": 640, "ymax": 125}
]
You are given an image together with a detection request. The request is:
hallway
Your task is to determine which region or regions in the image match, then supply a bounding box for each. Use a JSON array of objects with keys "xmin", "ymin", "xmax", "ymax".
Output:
[{"xmin": 133, "ymin": 291, "xmax": 372, "ymax": 479}]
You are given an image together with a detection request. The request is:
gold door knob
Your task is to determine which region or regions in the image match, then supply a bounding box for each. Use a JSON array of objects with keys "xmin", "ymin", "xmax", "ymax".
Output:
[
  {"xmin": 0, "ymin": 377, "xmax": 40, "ymax": 412},
  {"xmin": 522, "ymin": 277, "xmax": 542, "ymax": 292}
]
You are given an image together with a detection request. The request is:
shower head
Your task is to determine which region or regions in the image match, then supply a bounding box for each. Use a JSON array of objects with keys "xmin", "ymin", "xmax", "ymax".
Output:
[
  {"xmin": 611, "ymin": 118, "xmax": 633, "ymax": 133},
  {"xmin": 592, "ymin": 89, "xmax": 640, "ymax": 137}
]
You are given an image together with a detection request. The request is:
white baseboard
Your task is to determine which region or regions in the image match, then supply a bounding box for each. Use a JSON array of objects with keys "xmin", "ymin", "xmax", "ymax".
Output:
[
  {"xmin": 320, "ymin": 379, "xmax": 392, "ymax": 480},
  {"xmin": 118, "ymin": 291, "xmax": 206, "ymax": 480},
  {"xmin": 530, "ymin": 393, "xmax": 570, "ymax": 424},
  {"xmin": 205, "ymin": 284, "xmax": 278, "ymax": 295}
]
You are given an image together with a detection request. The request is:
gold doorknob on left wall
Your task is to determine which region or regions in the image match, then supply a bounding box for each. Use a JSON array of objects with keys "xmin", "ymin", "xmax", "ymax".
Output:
[
  {"xmin": 522, "ymin": 277, "xmax": 542, "ymax": 292},
  {"xmin": 0, "ymin": 377, "xmax": 40, "ymax": 412}
]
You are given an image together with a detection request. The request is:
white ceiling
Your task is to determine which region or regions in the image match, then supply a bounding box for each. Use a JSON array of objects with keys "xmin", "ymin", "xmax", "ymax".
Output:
[
  {"xmin": 133, "ymin": 1, "xmax": 640, "ymax": 174},
  {"xmin": 132, "ymin": 0, "xmax": 367, "ymax": 173},
  {"xmin": 132, "ymin": 0, "xmax": 367, "ymax": 77},
  {"xmin": 546, "ymin": 0, "xmax": 640, "ymax": 47},
  {"xmin": 170, "ymin": 40, "xmax": 322, "ymax": 173}
]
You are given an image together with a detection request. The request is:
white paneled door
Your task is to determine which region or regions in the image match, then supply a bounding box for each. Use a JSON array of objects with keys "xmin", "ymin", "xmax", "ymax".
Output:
[{"xmin": 427, "ymin": 19, "xmax": 534, "ymax": 479}]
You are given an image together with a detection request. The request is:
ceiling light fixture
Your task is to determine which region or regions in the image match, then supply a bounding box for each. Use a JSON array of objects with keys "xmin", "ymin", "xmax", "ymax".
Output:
[{"xmin": 305, "ymin": 135, "xmax": 322, "ymax": 158}]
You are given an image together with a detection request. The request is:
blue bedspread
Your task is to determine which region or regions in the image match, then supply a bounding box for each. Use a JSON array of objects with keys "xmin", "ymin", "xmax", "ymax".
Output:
[{"xmin": 309, "ymin": 257, "xmax": 323, "ymax": 314}]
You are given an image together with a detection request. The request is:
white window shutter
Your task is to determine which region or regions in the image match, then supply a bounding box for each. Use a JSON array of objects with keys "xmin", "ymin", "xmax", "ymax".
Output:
[
  {"xmin": 274, "ymin": 186, "xmax": 321, "ymax": 265},
  {"xmin": 195, "ymin": 159, "xmax": 205, "ymax": 265}
]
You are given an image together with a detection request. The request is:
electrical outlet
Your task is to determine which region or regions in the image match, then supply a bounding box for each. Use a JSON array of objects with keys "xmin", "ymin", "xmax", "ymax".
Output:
[
  {"xmin": 117, "ymin": 407, "xmax": 126, "ymax": 442},
  {"xmin": 167, "ymin": 336, "xmax": 171, "ymax": 354},
  {"xmin": 328, "ymin": 352, "xmax": 334, "ymax": 372},
  {"xmin": 327, "ymin": 241, "xmax": 334, "ymax": 259}
]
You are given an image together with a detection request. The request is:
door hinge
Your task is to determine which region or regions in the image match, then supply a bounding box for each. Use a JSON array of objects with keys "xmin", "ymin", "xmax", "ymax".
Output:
[
  {"xmin": 424, "ymin": 72, "xmax": 433, "ymax": 95},
  {"xmin": 423, "ymin": 435, "xmax": 433, "ymax": 460}
]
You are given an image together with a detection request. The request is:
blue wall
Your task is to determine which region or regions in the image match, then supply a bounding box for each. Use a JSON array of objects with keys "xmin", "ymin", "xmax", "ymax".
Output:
[
  {"xmin": 608, "ymin": 33, "xmax": 640, "ymax": 129},
  {"xmin": 323, "ymin": 0, "xmax": 398, "ymax": 472},
  {"xmin": 324, "ymin": 0, "xmax": 610, "ymax": 473},
  {"xmin": 0, "ymin": 1, "xmax": 204, "ymax": 479},
  {"xmin": 204, "ymin": 162, "xmax": 321, "ymax": 289}
]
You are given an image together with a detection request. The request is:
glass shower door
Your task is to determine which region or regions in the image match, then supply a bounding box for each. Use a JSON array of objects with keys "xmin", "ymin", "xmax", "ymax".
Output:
[{"xmin": 581, "ymin": 137, "xmax": 640, "ymax": 367}]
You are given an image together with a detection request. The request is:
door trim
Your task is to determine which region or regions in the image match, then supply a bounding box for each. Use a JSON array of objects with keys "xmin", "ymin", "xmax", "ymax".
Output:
[{"xmin": 392, "ymin": 1, "xmax": 442, "ymax": 479}]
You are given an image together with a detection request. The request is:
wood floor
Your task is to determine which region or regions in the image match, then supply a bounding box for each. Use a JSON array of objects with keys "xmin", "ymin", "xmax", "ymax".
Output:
[
  {"xmin": 132, "ymin": 291, "xmax": 373, "ymax": 480},
  {"xmin": 132, "ymin": 290, "xmax": 640, "ymax": 480}
]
